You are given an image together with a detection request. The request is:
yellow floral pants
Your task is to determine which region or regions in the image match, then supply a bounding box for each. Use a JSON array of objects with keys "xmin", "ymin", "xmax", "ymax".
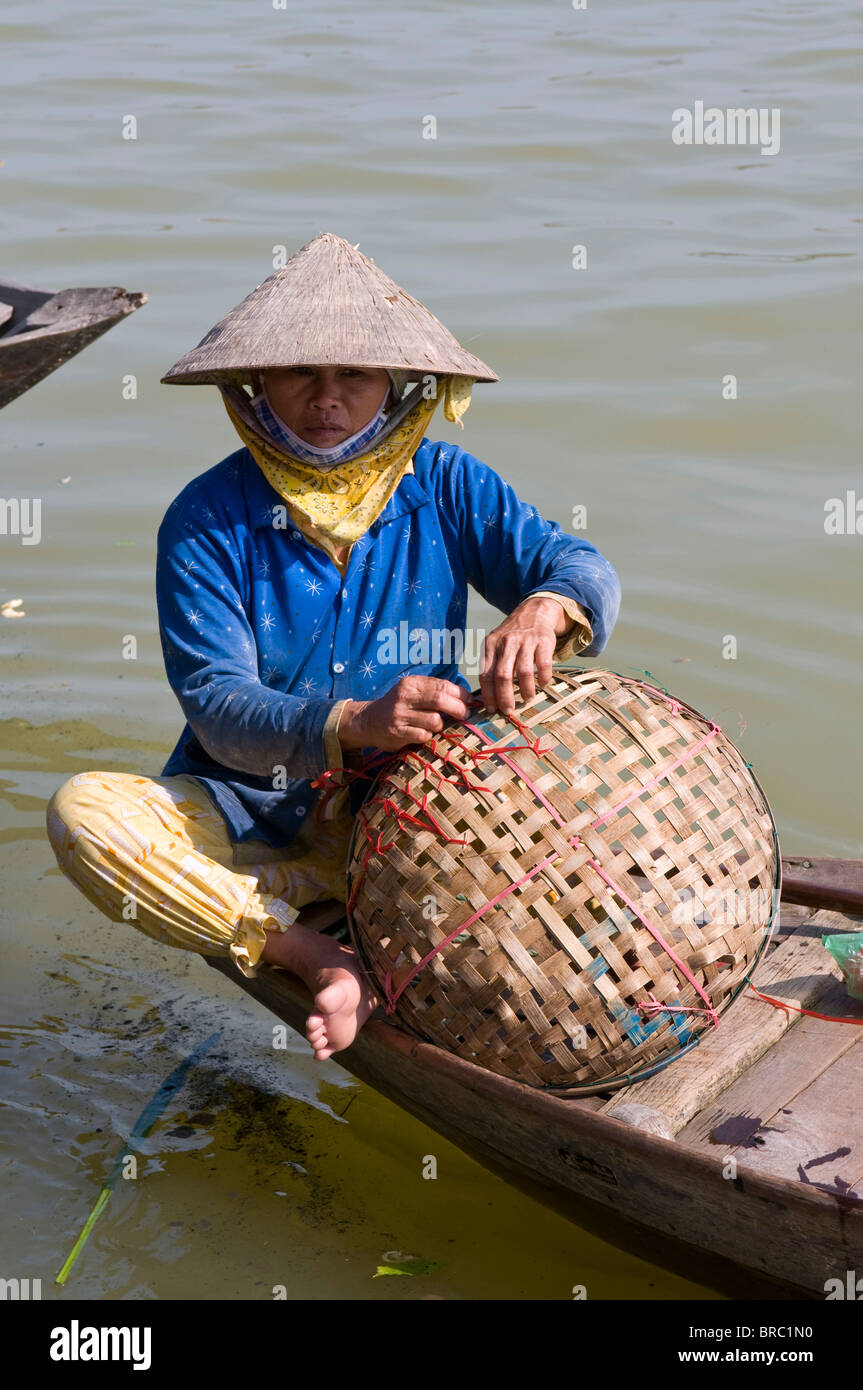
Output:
[{"xmin": 45, "ymin": 771, "xmax": 355, "ymax": 977}]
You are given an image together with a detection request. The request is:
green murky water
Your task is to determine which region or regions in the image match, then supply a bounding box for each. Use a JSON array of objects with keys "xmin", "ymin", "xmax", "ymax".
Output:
[{"xmin": 2, "ymin": 0, "xmax": 860, "ymax": 1299}]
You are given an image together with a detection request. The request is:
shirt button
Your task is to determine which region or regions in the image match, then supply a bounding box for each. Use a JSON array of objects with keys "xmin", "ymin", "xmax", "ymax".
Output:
[
  {"xmin": 341, "ymin": 588, "xmax": 348, "ymax": 599},
  {"xmin": 296, "ymin": 805, "xmax": 306, "ymax": 815},
  {"xmin": 333, "ymin": 661, "xmax": 345, "ymax": 674},
  {"xmin": 291, "ymin": 529, "xmax": 301, "ymax": 540}
]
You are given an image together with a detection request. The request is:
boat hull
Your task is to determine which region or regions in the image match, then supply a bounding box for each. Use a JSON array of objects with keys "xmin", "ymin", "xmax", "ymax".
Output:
[
  {"xmin": 0, "ymin": 280, "xmax": 146, "ymax": 408},
  {"xmin": 207, "ymin": 938, "xmax": 861, "ymax": 1299}
]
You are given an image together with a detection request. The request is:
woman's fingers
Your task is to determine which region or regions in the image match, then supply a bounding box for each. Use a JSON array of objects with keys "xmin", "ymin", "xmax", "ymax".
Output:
[
  {"xmin": 368, "ymin": 675, "xmax": 474, "ymax": 748},
  {"xmin": 480, "ymin": 633, "xmax": 556, "ymax": 715}
]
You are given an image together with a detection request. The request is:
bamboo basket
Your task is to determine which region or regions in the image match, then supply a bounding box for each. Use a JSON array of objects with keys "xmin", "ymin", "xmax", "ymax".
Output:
[{"xmin": 346, "ymin": 668, "xmax": 780, "ymax": 1094}]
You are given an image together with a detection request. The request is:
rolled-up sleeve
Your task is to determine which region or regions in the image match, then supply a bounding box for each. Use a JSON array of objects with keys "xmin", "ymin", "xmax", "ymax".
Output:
[
  {"xmin": 323, "ymin": 700, "xmax": 349, "ymax": 770},
  {"xmin": 156, "ymin": 503, "xmax": 342, "ymax": 781},
  {"xmin": 531, "ymin": 590, "xmax": 594, "ymax": 659},
  {"xmin": 438, "ymin": 448, "xmax": 621, "ymax": 656}
]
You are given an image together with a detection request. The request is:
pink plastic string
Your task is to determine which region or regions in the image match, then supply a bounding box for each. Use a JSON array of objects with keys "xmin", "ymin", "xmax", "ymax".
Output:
[
  {"xmin": 338, "ymin": 725, "xmax": 551, "ymax": 917},
  {"xmin": 383, "ymin": 849, "xmax": 559, "ymax": 1011},
  {"xmin": 639, "ymin": 991, "xmax": 718, "ymax": 1020},
  {"xmin": 587, "ymin": 861, "xmax": 718, "ymax": 1025},
  {"xmin": 383, "ymin": 695, "xmax": 721, "ymax": 1023}
]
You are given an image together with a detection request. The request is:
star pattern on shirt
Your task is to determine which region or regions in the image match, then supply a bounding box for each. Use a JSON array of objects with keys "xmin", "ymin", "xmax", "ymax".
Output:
[{"xmin": 156, "ymin": 440, "xmax": 621, "ymax": 847}]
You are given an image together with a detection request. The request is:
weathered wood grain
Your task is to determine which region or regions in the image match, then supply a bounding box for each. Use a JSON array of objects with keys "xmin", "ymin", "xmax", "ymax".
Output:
[
  {"xmin": 600, "ymin": 907, "xmax": 851, "ymax": 1134},
  {"xmin": 205, "ymin": 909, "xmax": 863, "ymax": 1296},
  {"xmin": 678, "ymin": 975, "xmax": 861, "ymax": 1154},
  {"xmin": 200, "ymin": 860, "xmax": 863, "ymax": 1295},
  {"xmin": 733, "ymin": 1041, "xmax": 863, "ymax": 1189}
]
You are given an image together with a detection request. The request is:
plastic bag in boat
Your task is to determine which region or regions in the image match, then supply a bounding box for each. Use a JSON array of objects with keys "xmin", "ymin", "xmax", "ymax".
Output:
[{"xmin": 822, "ymin": 933, "xmax": 863, "ymax": 1001}]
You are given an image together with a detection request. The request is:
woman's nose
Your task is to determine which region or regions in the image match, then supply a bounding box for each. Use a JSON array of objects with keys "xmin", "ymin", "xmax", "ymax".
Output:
[{"xmin": 308, "ymin": 379, "xmax": 341, "ymax": 408}]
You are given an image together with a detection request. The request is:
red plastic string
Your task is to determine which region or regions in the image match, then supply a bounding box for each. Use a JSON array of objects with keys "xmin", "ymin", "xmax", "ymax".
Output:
[
  {"xmin": 383, "ymin": 849, "xmax": 561, "ymax": 1012},
  {"xmin": 340, "ymin": 725, "xmax": 553, "ymax": 918},
  {"xmin": 316, "ymin": 676, "xmax": 726, "ymax": 1025},
  {"xmin": 382, "ymin": 699, "xmax": 721, "ymax": 1020},
  {"xmin": 456, "ymin": 716, "xmax": 718, "ymax": 1025},
  {"xmin": 747, "ymin": 981, "xmax": 863, "ymax": 1025}
]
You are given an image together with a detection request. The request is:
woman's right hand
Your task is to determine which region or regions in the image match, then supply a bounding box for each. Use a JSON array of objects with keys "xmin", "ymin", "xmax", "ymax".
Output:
[{"xmin": 337, "ymin": 675, "xmax": 475, "ymax": 752}]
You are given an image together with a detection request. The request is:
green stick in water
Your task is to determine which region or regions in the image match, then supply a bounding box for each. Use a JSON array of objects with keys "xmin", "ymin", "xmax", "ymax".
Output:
[{"xmin": 56, "ymin": 1030, "xmax": 222, "ymax": 1285}]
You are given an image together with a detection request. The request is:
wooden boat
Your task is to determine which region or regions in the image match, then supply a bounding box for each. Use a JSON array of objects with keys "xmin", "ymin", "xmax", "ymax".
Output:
[
  {"xmin": 0, "ymin": 278, "xmax": 146, "ymax": 408},
  {"xmin": 207, "ymin": 854, "xmax": 863, "ymax": 1299}
]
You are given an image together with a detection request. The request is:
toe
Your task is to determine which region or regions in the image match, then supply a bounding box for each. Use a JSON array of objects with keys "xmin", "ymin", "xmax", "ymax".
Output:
[{"xmin": 315, "ymin": 980, "xmax": 348, "ymax": 1017}]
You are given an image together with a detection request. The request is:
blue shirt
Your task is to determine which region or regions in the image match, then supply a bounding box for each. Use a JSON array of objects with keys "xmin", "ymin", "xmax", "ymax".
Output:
[{"xmin": 156, "ymin": 438, "xmax": 621, "ymax": 851}]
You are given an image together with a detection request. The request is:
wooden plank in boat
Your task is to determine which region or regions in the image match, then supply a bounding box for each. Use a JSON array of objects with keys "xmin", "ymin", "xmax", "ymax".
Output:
[
  {"xmin": 768, "ymin": 901, "xmax": 813, "ymax": 942},
  {"xmin": 600, "ymin": 907, "xmax": 851, "ymax": 1134},
  {"xmin": 731, "ymin": 1039, "xmax": 863, "ymax": 1191},
  {"xmin": 205, "ymin": 940, "xmax": 863, "ymax": 1296},
  {"xmin": 678, "ymin": 974, "xmax": 861, "ymax": 1154}
]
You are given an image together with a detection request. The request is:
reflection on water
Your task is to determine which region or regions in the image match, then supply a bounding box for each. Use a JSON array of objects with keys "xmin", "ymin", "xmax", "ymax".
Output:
[
  {"xmin": 3, "ymin": 0, "xmax": 861, "ymax": 1298},
  {"xmin": 3, "ymin": 740, "xmax": 717, "ymax": 1298}
]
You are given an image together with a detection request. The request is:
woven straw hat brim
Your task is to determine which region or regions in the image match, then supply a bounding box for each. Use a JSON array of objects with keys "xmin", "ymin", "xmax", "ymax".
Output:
[{"xmin": 161, "ymin": 232, "xmax": 499, "ymax": 386}]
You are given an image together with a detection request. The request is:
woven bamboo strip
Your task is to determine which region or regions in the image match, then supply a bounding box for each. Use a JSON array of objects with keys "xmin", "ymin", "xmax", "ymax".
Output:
[{"xmin": 347, "ymin": 668, "xmax": 779, "ymax": 1093}]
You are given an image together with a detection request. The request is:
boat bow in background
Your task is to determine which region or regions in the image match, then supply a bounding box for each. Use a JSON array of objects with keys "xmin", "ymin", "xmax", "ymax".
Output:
[{"xmin": 0, "ymin": 278, "xmax": 146, "ymax": 409}]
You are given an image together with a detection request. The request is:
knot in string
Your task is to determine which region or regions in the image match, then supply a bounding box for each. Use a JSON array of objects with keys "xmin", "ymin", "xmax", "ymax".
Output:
[{"xmin": 329, "ymin": 679, "xmax": 729, "ymax": 1031}]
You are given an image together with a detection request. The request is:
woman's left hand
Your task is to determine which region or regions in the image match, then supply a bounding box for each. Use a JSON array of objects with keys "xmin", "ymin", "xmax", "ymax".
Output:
[{"xmin": 478, "ymin": 595, "xmax": 569, "ymax": 717}]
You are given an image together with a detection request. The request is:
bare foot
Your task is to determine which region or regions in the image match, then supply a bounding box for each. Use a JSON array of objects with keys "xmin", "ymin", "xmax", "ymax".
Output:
[
  {"xmin": 262, "ymin": 921, "xmax": 379, "ymax": 1061},
  {"xmin": 305, "ymin": 964, "xmax": 379, "ymax": 1060}
]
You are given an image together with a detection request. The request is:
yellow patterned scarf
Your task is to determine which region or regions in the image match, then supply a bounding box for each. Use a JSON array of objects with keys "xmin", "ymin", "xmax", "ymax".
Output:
[{"xmin": 222, "ymin": 375, "xmax": 472, "ymax": 566}]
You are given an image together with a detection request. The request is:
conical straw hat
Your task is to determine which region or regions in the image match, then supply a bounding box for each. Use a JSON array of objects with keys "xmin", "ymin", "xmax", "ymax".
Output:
[{"xmin": 161, "ymin": 232, "xmax": 498, "ymax": 386}]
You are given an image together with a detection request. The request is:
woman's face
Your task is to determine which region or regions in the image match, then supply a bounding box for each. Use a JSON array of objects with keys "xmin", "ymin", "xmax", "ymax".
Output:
[{"xmin": 261, "ymin": 365, "xmax": 392, "ymax": 446}]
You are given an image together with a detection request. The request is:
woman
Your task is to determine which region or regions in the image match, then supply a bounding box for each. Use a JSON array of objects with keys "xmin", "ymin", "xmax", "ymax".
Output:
[{"xmin": 46, "ymin": 233, "xmax": 621, "ymax": 1061}]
